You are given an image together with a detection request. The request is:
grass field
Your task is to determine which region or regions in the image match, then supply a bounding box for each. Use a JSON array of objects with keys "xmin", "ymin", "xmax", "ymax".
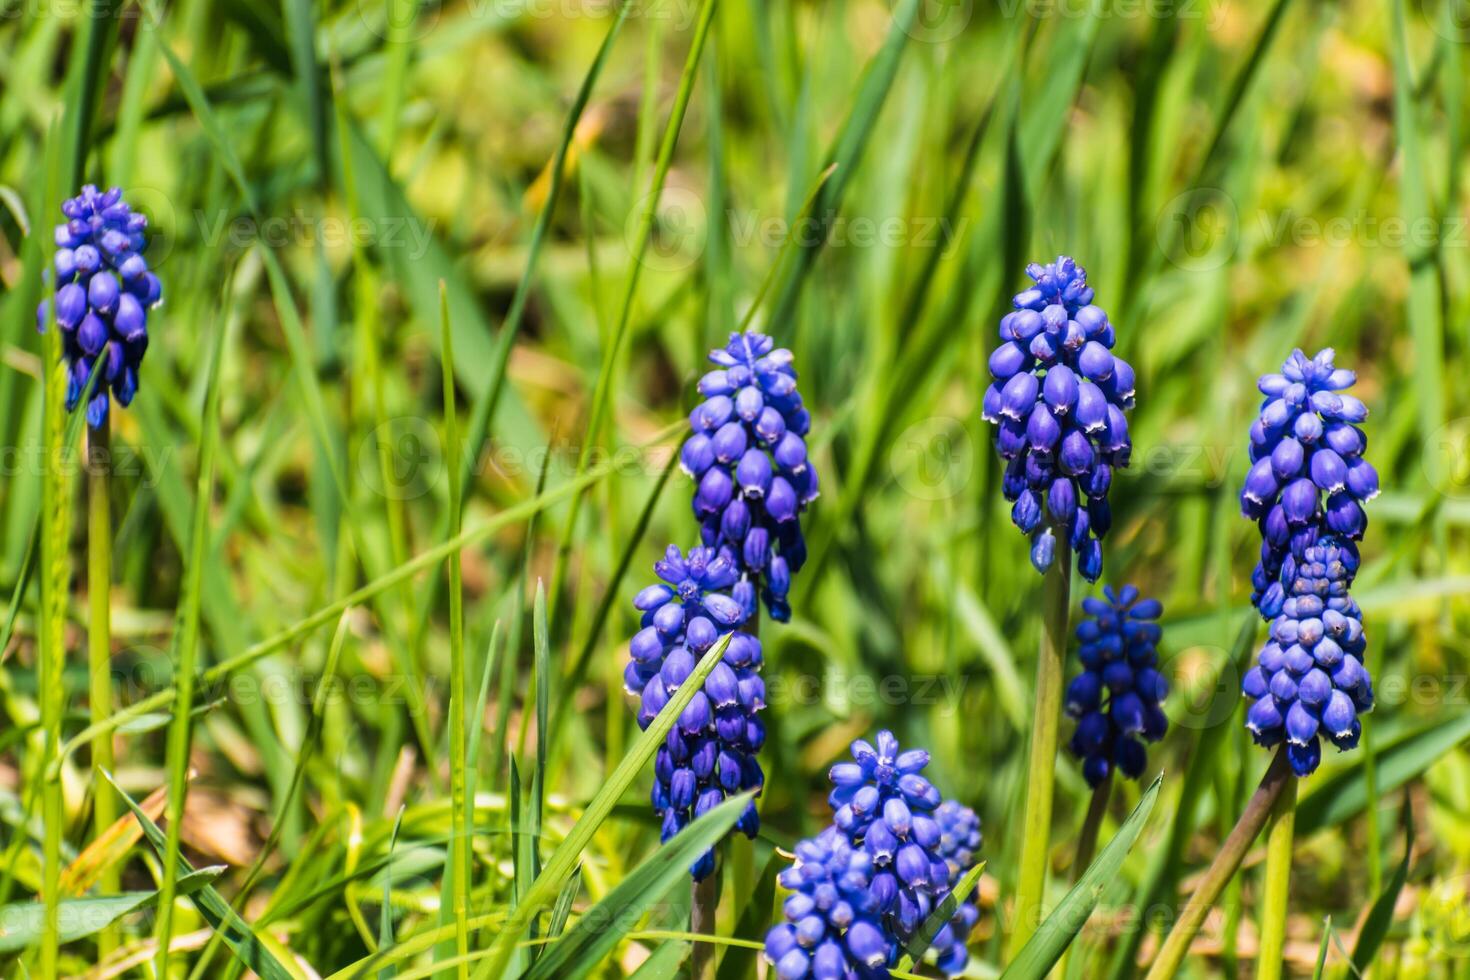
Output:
[{"xmin": 2, "ymin": 0, "xmax": 1470, "ymax": 976}]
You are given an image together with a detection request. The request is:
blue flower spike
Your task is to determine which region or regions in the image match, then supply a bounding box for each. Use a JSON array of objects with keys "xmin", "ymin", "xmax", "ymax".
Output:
[
  {"xmin": 683, "ymin": 330, "xmax": 817, "ymax": 621},
  {"xmin": 37, "ymin": 185, "xmax": 161, "ymax": 428},
  {"xmin": 626, "ymin": 544, "xmax": 765, "ymax": 879},
  {"xmin": 1065, "ymin": 586, "xmax": 1168, "ymax": 787},
  {"xmin": 983, "ymin": 257, "xmax": 1133, "ymax": 583},
  {"xmin": 765, "ymin": 732, "xmax": 981, "ymax": 978},
  {"xmin": 1240, "ymin": 348, "xmax": 1378, "ymax": 616},
  {"xmin": 1242, "ymin": 538, "xmax": 1373, "ymax": 777},
  {"xmin": 1240, "ymin": 350, "xmax": 1375, "ymax": 778}
]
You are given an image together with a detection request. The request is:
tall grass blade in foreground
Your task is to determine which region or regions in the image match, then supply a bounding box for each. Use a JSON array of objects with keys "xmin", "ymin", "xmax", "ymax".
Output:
[{"xmin": 154, "ymin": 303, "xmax": 226, "ymax": 976}]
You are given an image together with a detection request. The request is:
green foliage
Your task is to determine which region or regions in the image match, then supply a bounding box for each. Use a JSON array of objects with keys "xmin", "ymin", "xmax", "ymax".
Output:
[{"xmin": 1, "ymin": 1, "xmax": 1467, "ymax": 976}]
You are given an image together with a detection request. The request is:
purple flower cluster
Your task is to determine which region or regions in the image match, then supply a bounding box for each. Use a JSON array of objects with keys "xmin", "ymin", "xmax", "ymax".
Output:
[
  {"xmin": 1243, "ymin": 538, "xmax": 1373, "ymax": 777},
  {"xmin": 1065, "ymin": 587, "xmax": 1168, "ymax": 787},
  {"xmin": 681, "ymin": 331, "xmax": 817, "ymax": 622},
  {"xmin": 982, "ymin": 257, "xmax": 1133, "ymax": 582},
  {"xmin": 36, "ymin": 186, "xmax": 162, "ymax": 428},
  {"xmin": 764, "ymin": 732, "xmax": 981, "ymax": 978},
  {"xmin": 765, "ymin": 827, "xmax": 892, "ymax": 979},
  {"xmin": 627, "ymin": 546, "xmax": 765, "ymax": 880},
  {"xmin": 1240, "ymin": 349, "xmax": 1378, "ymax": 615},
  {"xmin": 931, "ymin": 801, "xmax": 982, "ymax": 975}
]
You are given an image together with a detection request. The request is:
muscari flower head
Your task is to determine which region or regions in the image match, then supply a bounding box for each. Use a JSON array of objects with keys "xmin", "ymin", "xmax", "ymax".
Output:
[
  {"xmin": 36, "ymin": 186, "xmax": 162, "ymax": 428},
  {"xmin": 682, "ymin": 330, "xmax": 817, "ymax": 622},
  {"xmin": 1240, "ymin": 349, "xmax": 1378, "ymax": 617},
  {"xmin": 982, "ymin": 257, "xmax": 1133, "ymax": 583},
  {"xmin": 930, "ymin": 801, "xmax": 982, "ymax": 976},
  {"xmin": 763, "ymin": 826, "xmax": 892, "ymax": 980},
  {"xmin": 1242, "ymin": 537, "xmax": 1372, "ymax": 777},
  {"xmin": 626, "ymin": 544, "xmax": 765, "ymax": 880},
  {"xmin": 764, "ymin": 735, "xmax": 981, "ymax": 979},
  {"xmin": 1065, "ymin": 586, "xmax": 1168, "ymax": 787}
]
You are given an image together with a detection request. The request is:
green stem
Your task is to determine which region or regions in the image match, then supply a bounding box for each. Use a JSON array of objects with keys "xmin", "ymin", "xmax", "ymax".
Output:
[
  {"xmin": 690, "ymin": 862, "xmax": 721, "ymax": 980},
  {"xmin": 1257, "ymin": 768, "xmax": 1297, "ymax": 980},
  {"xmin": 39, "ymin": 307, "xmax": 73, "ymax": 980},
  {"xmin": 88, "ymin": 417, "xmax": 117, "ymax": 961},
  {"xmin": 1145, "ymin": 748, "xmax": 1293, "ymax": 980},
  {"xmin": 1073, "ymin": 773, "xmax": 1112, "ymax": 880},
  {"xmin": 441, "ymin": 283, "xmax": 470, "ymax": 977},
  {"xmin": 1007, "ymin": 535, "xmax": 1071, "ymax": 959}
]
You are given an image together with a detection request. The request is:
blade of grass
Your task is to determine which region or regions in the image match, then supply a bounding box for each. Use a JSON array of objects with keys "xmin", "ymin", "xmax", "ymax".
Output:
[
  {"xmin": 380, "ymin": 806, "xmax": 407, "ymax": 980},
  {"xmin": 1312, "ymin": 917, "xmax": 1333, "ymax": 979},
  {"xmin": 1297, "ymin": 710, "xmax": 1470, "ymax": 836},
  {"xmin": 1002, "ymin": 775, "xmax": 1162, "ymax": 980},
  {"xmin": 523, "ymin": 792, "xmax": 755, "ymax": 980},
  {"xmin": 439, "ymin": 279, "xmax": 471, "ymax": 976},
  {"xmin": 36, "ymin": 117, "xmax": 68, "ymax": 979},
  {"xmin": 469, "ymin": 633, "xmax": 734, "ymax": 980},
  {"xmin": 102, "ymin": 772, "xmax": 299, "ymax": 980},
  {"xmin": 895, "ymin": 862, "xmax": 985, "ymax": 971},
  {"xmin": 545, "ymin": 0, "xmax": 718, "ymax": 625},
  {"xmin": 185, "ymin": 610, "xmax": 353, "ymax": 980},
  {"xmin": 52, "ymin": 421, "xmax": 685, "ymax": 774},
  {"xmin": 765, "ymin": 0, "xmax": 922, "ymax": 329},
  {"xmin": 1350, "ymin": 795, "xmax": 1414, "ymax": 972},
  {"xmin": 154, "ymin": 304, "xmax": 227, "ymax": 977},
  {"xmin": 0, "ymin": 867, "xmax": 223, "ymax": 953}
]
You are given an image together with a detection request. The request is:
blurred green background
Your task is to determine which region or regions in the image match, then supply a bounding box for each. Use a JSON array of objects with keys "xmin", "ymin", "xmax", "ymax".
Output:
[{"xmin": 2, "ymin": 0, "xmax": 1470, "ymax": 975}]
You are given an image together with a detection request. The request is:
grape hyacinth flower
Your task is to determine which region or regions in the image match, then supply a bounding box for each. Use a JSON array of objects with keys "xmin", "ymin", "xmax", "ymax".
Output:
[
  {"xmin": 931, "ymin": 801, "xmax": 982, "ymax": 976},
  {"xmin": 763, "ymin": 827, "xmax": 892, "ymax": 979},
  {"xmin": 626, "ymin": 545, "xmax": 765, "ymax": 880},
  {"xmin": 682, "ymin": 330, "xmax": 817, "ymax": 621},
  {"xmin": 1242, "ymin": 538, "xmax": 1373, "ymax": 777},
  {"xmin": 36, "ymin": 185, "xmax": 162, "ymax": 428},
  {"xmin": 763, "ymin": 733, "xmax": 980, "ymax": 978},
  {"xmin": 1240, "ymin": 349, "xmax": 1378, "ymax": 616},
  {"xmin": 1065, "ymin": 586, "xmax": 1169, "ymax": 787},
  {"xmin": 827, "ymin": 732, "xmax": 965, "ymax": 969},
  {"xmin": 982, "ymin": 257, "xmax": 1133, "ymax": 582}
]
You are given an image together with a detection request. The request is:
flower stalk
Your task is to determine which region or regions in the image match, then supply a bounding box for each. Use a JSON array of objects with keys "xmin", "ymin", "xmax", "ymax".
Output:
[
  {"xmin": 87, "ymin": 415, "xmax": 117, "ymax": 959},
  {"xmin": 1008, "ymin": 531, "xmax": 1071, "ymax": 958},
  {"xmin": 1144, "ymin": 748, "xmax": 1293, "ymax": 980},
  {"xmin": 1257, "ymin": 771, "xmax": 1297, "ymax": 980}
]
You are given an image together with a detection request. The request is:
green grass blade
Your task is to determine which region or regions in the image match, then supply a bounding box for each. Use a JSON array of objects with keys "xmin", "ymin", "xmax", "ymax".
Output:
[
  {"xmin": 1297, "ymin": 710, "xmax": 1470, "ymax": 836},
  {"xmin": 1311, "ymin": 917, "xmax": 1332, "ymax": 980},
  {"xmin": 103, "ymin": 772, "xmax": 299, "ymax": 979},
  {"xmin": 380, "ymin": 806, "xmax": 407, "ymax": 980},
  {"xmin": 895, "ymin": 862, "xmax": 985, "ymax": 971},
  {"xmin": 546, "ymin": 0, "xmax": 718, "ymax": 623},
  {"xmin": 1002, "ymin": 775, "xmax": 1162, "ymax": 980},
  {"xmin": 524, "ymin": 792, "xmax": 755, "ymax": 980},
  {"xmin": 468, "ymin": 633, "xmax": 734, "ymax": 980},
  {"xmin": 0, "ymin": 867, "xmax": 223, "ymax": 953},
  {"xmin": 439, "ymin": 278, "xmax": 471, "ymax": 975},
  {"xmin": 154, "ymin": 300, "xmax": 227, "ymax": 977},
  {"xmin": 52, "ymin": 422, "xmax": 684, "ymax": 773},
  {"xmin": 1350, "ymin": 796, "xmax": 1414, "ymax": 971},
  {"xmin": 765, "ymin": 0, "xmax": 921, "ymax": 329},
  {"xmin": 546, "ymin": 867, "xmax": 581, "ymax": 942}
]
